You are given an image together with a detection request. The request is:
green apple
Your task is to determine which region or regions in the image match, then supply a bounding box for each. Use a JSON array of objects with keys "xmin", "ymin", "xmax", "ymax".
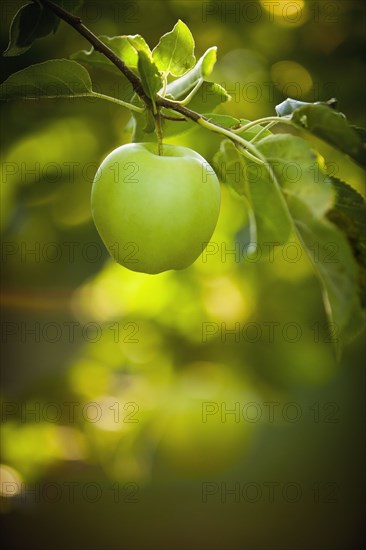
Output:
[{"xmin": 91, "ymin": 142, "xmax": 221, "ymax": 274}]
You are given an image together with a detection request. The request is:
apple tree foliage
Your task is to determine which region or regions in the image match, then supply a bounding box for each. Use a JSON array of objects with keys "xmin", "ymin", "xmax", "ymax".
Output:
[{"xmin": 0, "ymin": 0, "xmax": 365, "ymax": 351}]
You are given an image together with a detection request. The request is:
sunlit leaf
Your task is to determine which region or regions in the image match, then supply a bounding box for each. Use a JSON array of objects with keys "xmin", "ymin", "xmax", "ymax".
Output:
[
  {"xmin": 137, "ymin": 51, "xmax": 163, "ymax": 101},
  {"xmin": 187, "ymin": 81, "xmax": 230, "ymax": 113},
  {"xmin": 127, "ymin": 34, "xmax": 151, "ymax": 55},
  {"xmin": 165, "ymin": 47, "xmax": 217, "ymax": 100},
  {"xmin": 257, "ymin": 134, "xmax": 334, "ymax": 218},
  {"xmin": 71, "ymin": 35, "xmax": 140, "ymax": 74},
  {"xmin": 0, "ymin": 58, "xmax": 138, "ymax": 112},
  {"xmin": 275, "ymin": 97, "xmax": 338, "ymax": 117},
  {"xmin": 291, "ymin": 104, "xmax": 366, "ymax": 168},
  {"xmin": 0, "ymin": 59, "xmax": 93, "ymax": 100},
  {"xmin": 160, "ymin": 112, "xmax": 239, "ymax": 142},
  {"xmin": 213, "ymin": 139, "xmax": 292, "ymax": 251},
  {"xmin": 286, "ymin": 196, "xmax": 364, "ymax": 349},
  {"xmin": 152, "ymin": 20, "xmax": 195, "ymax": 77},
  {"xmin": 326, "ymin": 177, "xmax": 366, "ymax": 307},
  {"xmin": 256, "ymin": 134, "xmax": 364, "ymax": 346},
  {"xmin": 202, "ymin": 114, "xmax": 240, "ymax": 129}
]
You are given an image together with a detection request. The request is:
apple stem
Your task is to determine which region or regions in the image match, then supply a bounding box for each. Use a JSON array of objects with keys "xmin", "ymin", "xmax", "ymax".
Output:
[{"xmin": 155, "ymin": 111, "xmax": 164, "ymax": 156}]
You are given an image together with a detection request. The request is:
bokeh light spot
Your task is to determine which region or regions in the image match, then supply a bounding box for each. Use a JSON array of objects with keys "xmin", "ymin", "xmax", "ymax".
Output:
[
  {"xmin": 271, "ymin": 60, "xmax": 313, "ymax": 98},
  {"xmin": 0, "ymin": 465, "xmax": 23, "ymax": 497},
  {"xmin": 259, "ymin": 0, "xmax": 308, "ymax": 27}
]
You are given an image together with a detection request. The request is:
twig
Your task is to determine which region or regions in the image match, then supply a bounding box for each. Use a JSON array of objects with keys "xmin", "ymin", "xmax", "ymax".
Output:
[
  {"xmin": 33, "ymin": 0, "xmax": 266, "ymax": 162},
  {"xmin": 161, "ymin": 114, "xmax": 187, "ymax": 122},
  {"xmin": 35, "ymin": 0, "xmax": 148, "ymax": 104}
]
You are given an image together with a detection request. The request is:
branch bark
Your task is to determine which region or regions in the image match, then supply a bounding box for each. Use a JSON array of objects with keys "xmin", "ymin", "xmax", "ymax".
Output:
[
  {"xmin": 34, "ymin": 0, "xmax": 263, "ymax": 159},
  {"xmin": 35, "ymin": 0, "xmax": 149, "ymax": 103},
  {"xmin": 35, "ymin": 0, "xmax": 205, "ymax": 119}
]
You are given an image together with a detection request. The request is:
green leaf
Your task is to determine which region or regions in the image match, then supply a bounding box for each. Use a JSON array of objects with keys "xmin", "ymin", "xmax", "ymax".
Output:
[
  {"xmin": 0, "ymin": 59, "xmax": 93, "ymax": 100},
  {"xmin": 291, "ymin": 104, "xmax": 366, "ymax": 168},
  {"xmin": 152, "ymin": 20, "xmax": 195, "ymax": 77},
  {"xmin": 130, "ymin": 111, "xmax": 157, "ymax": 142},
  {"xmin": 256, "ymin": 134, "xmax": 334, "ymax": 218},
  {"xmin": 213, "ymin": 139, "xmax": 292, "ymax": 251},
  {"xmin": 3, "ymin": 2, "xmax": 60, "ymax": 57},
  {"xmin": 286, "ymin": 196, "xmax": 364, "ymax": 348},
  {"xmin": 256, "ymin": 134, "xmax": 364, "ymax": 345},
  {"xmin": 287, "ymin": 125, "xmax": 365, "ymax": 198},
  {"xmin": 3, "ymin": 0, "xmax": 83, "ymax": 57},
  {"xmin": 137, "ymin": 50, "xmax": 163, "ymax": 101},
  {"xmin": 187, "ymin": 81, "xmax": 230, "ymax": 113},
  {"xmin": 275, "ymin": 97, "xmax": 338, "ymax": 117},
  {"xmin": 71, "ymin": 35, "xmax": 140, "ymax": 74},
  {"xmin": 127, "ymin": 35, "xmax": 151, "ymax": 56},
  {"xmin": 200, "ymin": 47, "xmax": 218, "ymax": 78},
  {"xmin": 326, "ymin": 177, "xmax": 366, "ymax": 307},
  {"xmin": 159, "ymin": 116, "xmax": 194, "ymax": 139},
  {"xmin": 234, "ymin": 197, "xmax": 257, "ymax": 257},
  {"xmin": 351, "ymin": 126, "xmax": 366, "ymax": 142},
  {"xmin": 165, "ymin": 47, "xmax": 217, "ymax": 100},
  {"xmin": 202, "ymin": 114, "xmax": 241, "ymax": 129},
  {"xmin": 126, "ymin": 35, "xmax": 160, "ymax": 102},
  {"xmin": 213, "ymin": 139, "xmax": 246, "ymax": 196},
  {"xmin": 0, "ymin": 58, "xmax": 140, "ymax": 110},
  {"xmin": 158, "ymin": 84, "xmax": 231, "ymax": 140}
]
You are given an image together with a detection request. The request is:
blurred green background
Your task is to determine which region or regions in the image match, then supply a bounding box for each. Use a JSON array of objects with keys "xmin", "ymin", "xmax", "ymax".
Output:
[{"xmin": 0, "ymin": 1, "xmax": 365, "ymax": 549}]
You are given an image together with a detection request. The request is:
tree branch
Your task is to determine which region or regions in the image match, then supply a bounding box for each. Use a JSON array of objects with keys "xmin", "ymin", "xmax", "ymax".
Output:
[
  {"xmin": 161, "ymin": 114, "xmax": 187, "ymax": 122},
  {"xmin": 34, "ymin": 0, "xmax": 209, "ymax": 121},
  {"xmin": 35, "ymin": 0, "xmax": 149, "ymax": 104},
  {"xmin": 34, "ymin": 0, "xmax": 261, "ymax": 158}
]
